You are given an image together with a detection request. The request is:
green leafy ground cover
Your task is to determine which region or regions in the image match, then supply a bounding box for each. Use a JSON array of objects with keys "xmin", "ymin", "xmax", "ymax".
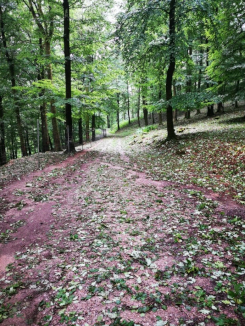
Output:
[
  {"xmin": 0, "ymin": 107, "xmax": 245, "ymax": 326},
  {"xmin": 130, "ymin": 108, "xmax": 245, "ymax": 204}
]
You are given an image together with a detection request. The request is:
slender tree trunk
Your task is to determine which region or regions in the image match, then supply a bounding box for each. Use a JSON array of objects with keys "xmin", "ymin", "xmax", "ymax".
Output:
[
  {"xmin": 166, "ymin": 0, "xmax": 176, "ymax": 139},
  {"xmin": 142, "ymin": 80, "xmax": 149, "ymax": 126},
  {"xmin": 117, "ymin": 93, "xmax": 120, "ymax": 131},
  {"xmin": 25, "ymin": 129, "xmax": 31, "ymax": 155},
  {"xmin": 207, "ymin": 105, "xmax": 214, "ymax": 116},
  {"xmin": 0, "ymin": 95, "xmax": 6, "ymax": 166},
  {"xmin": 92, "ymin": 114, "xmax": 96, "ymax": 141},
  {"xmin": 217, "ymin": 102, "xmax": 224, "ymax": 113},
  {"xmin": 40, "ymin": 101, "xmax": 50, "ymax": 152},
  {"xmin": 107, "ymin": 115, "xmax": 110, "ymax": 128},
  {"xmin": 45, "ymin": 41, "xmax": 62, "ymax": 151},
  {"xmin": 173, "ymin": 84, "xmax": 178, "ymax": 121},
  {"xmin": 49, "ymin": 135, "xmax": 53, "ymax": 151},
  {"xmin": 235, "ymin": 80, "xmax": 239, "ymax": 108},
  {"xmin": 78, "ymin": 118, "xmax": 83, "ymax": 145},
  {"xmin": 137, "ymin": 87, "xmax": 141, "ymax": 127},
  {"xmin": 185, "ymin": 45, "xmax": 192, "ymax": 120},
  {"xmin": 127, "ymin": 80, "xmax": 131, "ymax": 124},
  {"xmin": 143, "ymin": 108, "xmax": 148, "ymax": 126},
  {"xmin": 206, "ymin": 39, "xmax": 214, "ymax": 117},
  {"xmin": 64, "ymin": 0, "xmax": 75, "ymax": 152},
  {"xmin": 38, "ymin": 39, "xmax": 50, "ymax": 152},
  {"xmin": 158, "ymin": 87, "xmax": 163, "ymax": 125},
  {"xmin": 196, "ymin": 42, "xmax": 203, "ymax": 115},
  {"xmin": 85, "ymin": 114, "xmax": 89, "ymax": 141}
]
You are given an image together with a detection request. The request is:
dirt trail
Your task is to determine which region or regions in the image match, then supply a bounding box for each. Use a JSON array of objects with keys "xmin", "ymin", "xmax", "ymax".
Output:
[{"xmin": 0, "ymin": 134, "xmax": 245, "ymax": 326}]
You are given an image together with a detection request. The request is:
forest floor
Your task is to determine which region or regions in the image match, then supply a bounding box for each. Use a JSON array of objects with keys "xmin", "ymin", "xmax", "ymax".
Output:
[{"xmin": 0, "ymin": 106, "xmax": 245, "ymax": 326}]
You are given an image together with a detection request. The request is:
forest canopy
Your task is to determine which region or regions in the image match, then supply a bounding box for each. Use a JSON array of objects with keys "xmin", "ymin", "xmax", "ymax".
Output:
[{"xmin": 0, "ymin": 0, "xmax": 244, "ymax": 164}]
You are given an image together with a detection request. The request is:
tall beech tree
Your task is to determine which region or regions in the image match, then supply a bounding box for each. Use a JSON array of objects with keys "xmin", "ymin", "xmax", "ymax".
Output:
[
  {"xmin": 63, "ymin": 0, "xmax": 75, "ymax": 152},
  {"xmin": 24, "ymin": 0, "xmax": 62, "ymax": 151},
  {"xmin": 165, "ymin": 0, "xmax": 176, "ymax": 139},
  {"xmin": 38, "ymin": 38, "xmax": 50, "ymax": 152},
  {"xmin": 116, "ymin": 0, "xmax": 181, "ymax": 139}
]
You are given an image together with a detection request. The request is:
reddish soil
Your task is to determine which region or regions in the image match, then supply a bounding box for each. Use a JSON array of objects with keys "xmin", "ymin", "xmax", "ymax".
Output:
[{"xmin": 0, "ymin": 135, "xmax": 245, "ymax": 326}]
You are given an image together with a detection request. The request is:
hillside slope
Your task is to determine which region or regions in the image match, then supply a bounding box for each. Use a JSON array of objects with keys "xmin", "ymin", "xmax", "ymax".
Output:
[{"xmin": 0, "ymin": 107, "xmax": 245, "ymax": 326}]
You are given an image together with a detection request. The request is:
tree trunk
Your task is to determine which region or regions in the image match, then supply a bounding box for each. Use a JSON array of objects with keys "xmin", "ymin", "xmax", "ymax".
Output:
[
  {"xmin": 166, "ymin": 0, "xmax": 176, "ymax": 139},
  {"xmin": 0, "ymin": 6, "xmax": 27, "ymax": 157},
  {"xmin": 45, "ymin": 41, "xmax": 61, "ymax": 151},
  {"xmin": 217, "ymin": 102, "xmax": 224, "ymax": 113},
  {"xmin": 107, "ymin": 115, "xmax": 110, "ymax": 128},
  {"xmin": 64, "ymin": 0, "xmax": 75, "ymax": 152},
  {"xmin": 152, "ymin": 112, "xmax": 155, "ymax": 124},
  {"xmin": 127, "ymin": 80, "xmax": 131, "ymax": 124},
  {"xmin": 25, "ymin": 128, "xmax": 32, "ymax": 156},
  {"xmin": 38, "ymin": 39, "xmax": 50, "ymax": 152},
  {"xmin": 48, "ymin": 135, "xmax": 53, "ymax": 151},
  {"xmin": 173, "ymin": 84, "xmax": 178, "ymax": 121},
  {"xmin": 117, "ymin": 93, "xmax": 120, "ymax": 131},
  {"xmin": 85, "ymin": 114, "xmax": 90, "ymax": 141},
  {"xmin": 196, "ymin": 42, "xmax": 203, "ymax": 115},
  {"xmin": 92, "ymin": 114, "xmax": 96, "ymax": 141},
  {"xmin": 206, "ymin": 39, "xmax": 214, "ymax": 117},
  {"xmin": 185, "ymin": 110, "xmax": 190, "ymax": 119},
  {"xmin": 235, "ymin": 80, "xmax": 239, "ymax": 108},
  {"xmin": 143, "ymin": 96, "xmax": 148, "ymax": 126},
  {"xmin": 10, "ymin": 131, "xmax": 17, "ymax": 159},
  {"xmin": 137, "ymin": 87, "xmax": 141, "ymax": 127},
  {"xmin": 40, "ymin": 101, "xmax": 50, "ymax": 152},
  {"xmin": 207, "ymin": 105, "xmax": 214, "ymax": 117},
  {"xmin": 185, "ymin": 45, "xmax": 192, "ymax": 120},
  {"xmin": 143, "ymin": 108, "xmax": 148, "ymax": 126},
  {"xmin": 0, "ymin": 95, "xmax": 6, "ymax": 166},
  {"xmin": 78, "ymin": 118, "xmax": 83, "ymax": 145}
]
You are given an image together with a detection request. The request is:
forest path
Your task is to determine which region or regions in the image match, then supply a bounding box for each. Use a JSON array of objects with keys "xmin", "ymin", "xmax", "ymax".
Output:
[{"xmin": 0, "ymin": 131, "xmax": 245, "ymax": 326}]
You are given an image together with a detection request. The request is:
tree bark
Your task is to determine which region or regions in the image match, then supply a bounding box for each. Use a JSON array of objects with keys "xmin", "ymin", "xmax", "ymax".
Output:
[
  {"xmin": 117, "ymin": 93, "xmax": 120, "ymax": 131},
  {"xmin": 142, "ymin": 83, "xmax": 148, "ymax": 127},
  {"xmin": 25, "ymin": 128, "xmax": 32, "ymax": 156},
  {"xmin": 143, "ymin": 106, "xmax": 148, "ymax": 127},
  {"xmin": 206, "ymin": 39, "xmax": 214, "ymax": 117},
  {"xmin": 107, "ymin": 115, "xmax": 111, "ymax": 128},
  {"xmin": 185, "ymin": 45, "xmax": 192, "ymax": 120},
  {"xmin": 45, "ymin": 41, "xmax": 62, "ymax": 151},
  {"xmin": 173, "ymin": 84, "xmax": 178, "ymax": 121},
  {"xmin": 217, "ymin": 102, "xmax": 224, "ymax": 113},
  {"xmin": 137, "ymin": 87, "xmax": 141, "ymax": 127},
  {"xmin": 166, "ymin": 0, "xmax": 176, "ymax": 139},
  {"xmin": 207, "ymin": 105, "xmax": 214, "ymax": 117},
  {"xmin": 85, "ymin": 114, "xmax": 90, "ymax": 141},
  {"xmin": 38, "ymin": 39, "xmax": 50, "ymax": 152},
  {"xmin": 127, "ymin": 80, "xmax": 131, "ymax": 124},
  {"xmin": 0, "ymin": 95, "xmax": 7, "ymax": 166},
  {"xmin": 64, "ymin": 0, "xmax": 75, "ymax": 152},
  {"xmin": 196, "ymin": 41, "xmax": 203, "ymax": 115},
  {"xmin": 78, "ymin": 118, "xmax": 83, "ymax": 145},
  {"xmin": 92, "ymin": 114, "xmax": 96, "ymax": 141}
]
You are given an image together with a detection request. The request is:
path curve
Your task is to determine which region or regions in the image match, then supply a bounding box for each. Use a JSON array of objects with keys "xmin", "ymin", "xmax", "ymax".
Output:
[{"xmin": 0, "ymin": 134, "xmax": 244, "ymax": 326}]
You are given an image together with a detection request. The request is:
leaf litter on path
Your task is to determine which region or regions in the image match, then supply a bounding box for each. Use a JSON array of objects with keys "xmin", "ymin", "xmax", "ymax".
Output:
[{"xmin": 0, "ymin": 108, "xmax": 245, "ymax": 325}]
